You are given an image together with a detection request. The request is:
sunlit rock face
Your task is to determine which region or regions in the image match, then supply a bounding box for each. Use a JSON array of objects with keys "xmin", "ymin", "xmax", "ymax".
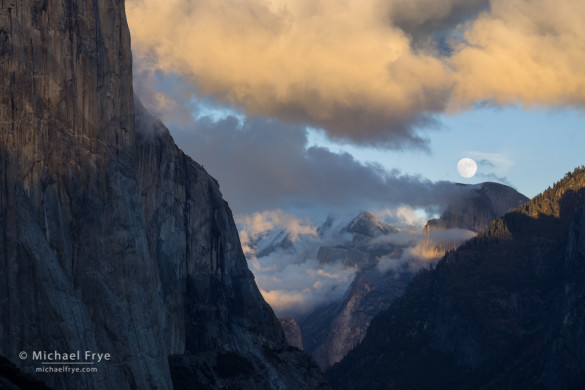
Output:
[{"xmin": 0, "ymin": 1, "xmax": 327, "ymax": 389}]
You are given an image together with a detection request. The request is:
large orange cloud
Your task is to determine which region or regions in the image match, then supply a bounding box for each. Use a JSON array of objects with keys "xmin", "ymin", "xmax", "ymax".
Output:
[
  {"xmin": 126, "ymin": 0, "xmax": 585, "ymax": 145},
  {"xmin": 451, "ymin": 0, "xmax": 585, "ymax": 109}
]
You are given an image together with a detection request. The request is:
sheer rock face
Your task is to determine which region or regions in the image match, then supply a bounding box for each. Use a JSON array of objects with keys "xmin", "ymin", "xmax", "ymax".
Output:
[
  {"xmin": 0, "ymin": 1, "xmax": 326, "ymax": 389},
  {"xmin": 135, "ymin": 102, "xmax": 285, "ymax": 356},
  {"xmin": 0, "ymin": 1, "xmax": 169, "ymax": 389},
  {"xmin": 135, "ymin": 103, "xmax": 328, "ymax": 390},
  {"xmin": 301, "ymin": 265, "xmax": 410, "ymax": 371},
  {"xmin": 279, "ymin": 318, "xmax": 304, "ymax": 350}
]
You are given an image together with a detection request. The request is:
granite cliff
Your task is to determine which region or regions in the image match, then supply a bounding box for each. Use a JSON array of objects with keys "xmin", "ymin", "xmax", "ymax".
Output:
[
  {"xmin": 279, "ymin": 318, "xmax": 303, "ymax": 350},
  {"xmin": 135, "ymin": 103, "xmax": 327, "ymax": 389},
  {"xmin": 423, "ymin": 182, "xmax": 528, "ymax": 234},
  {"xmin": 0, "ymin": 1, "xmax": 326, "ymax": 389}
]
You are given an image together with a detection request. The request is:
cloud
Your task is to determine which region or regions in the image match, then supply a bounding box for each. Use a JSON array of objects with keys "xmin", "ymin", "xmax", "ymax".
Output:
[
  {"xmin": 476, "ymin": 172, "xmax": 512, "ymax": 187},
  {"xmin": 450, "ymin": 0, "xmax": 585, "ymax": 109},
  {"xmin": 372, "ymin": 206, "xmax": 428, "ymax": 228},
  {"xmin": 236, "ymin": 210, "xmax": 317, "ymax": 242},
  {"xmin": 167, "ymin": 113, "xmax": 469, "ymax": 215},
  {"xmin": 369, "ymin": 227, "xmax": 475, "ymax": 247},
  {"xmin": 126, "ymin": 0, "xmax": 453, "ymax": 147},
  {"xmin": 240, "ymin": 213, "xmax": 351, "ymax": 317},
  {"xmin": 248, "ymin": 246, "xmax": 357, "ymax": 318},
  {"xmin": 127, "ymin": 0, "xmax": 585, "ymax": 146},
  {"xmin": 376, "ymin": 227, "xmax": 476, "ymax": 273},
  {"xmin": 467, "ymin": 151, "xmax": 513, "ymax": 171},
  {"xmin": 241, "ymin": 210, "xmax": 476, "ymax": 317},
  {"xmin": 467, "ymin": 151, "xmax": 514, "ymax": 186},
  {"xmin": 478, "ymin": 159, "xmax": 495, "ymax": 168},
  {"xmin": 388, "ymin": 0, "xmax": 490, "ymax": 50},
  {"xmin": 426, "ymin": 228, "xmax": 477, "ymax": 243},
  {"xmin": 133, "ymin": 55, "xmax": 201, "ymax": 130}
]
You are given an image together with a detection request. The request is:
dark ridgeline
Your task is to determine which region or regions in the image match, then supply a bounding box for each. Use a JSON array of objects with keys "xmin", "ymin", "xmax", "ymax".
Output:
[
  {"xmin": 0, "ymin": 1, "xmax": 326, "ymax": 389},
  {"xmin": 328, "ymin": 167, "xmax": 585, "ymax": 390},
  {"xmin": 301, "ymin": 185, "xmax": 527, "ymax": 371}
]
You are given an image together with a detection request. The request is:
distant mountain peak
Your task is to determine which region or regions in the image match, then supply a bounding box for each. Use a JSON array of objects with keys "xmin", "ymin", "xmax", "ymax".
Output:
[
  {"xmin": 424, "ymin": 181, "xmax": 528, "ymax": 235},
  {"xmin": 344, "ymin": 211, "xmax": 397, "ymax": 237}
]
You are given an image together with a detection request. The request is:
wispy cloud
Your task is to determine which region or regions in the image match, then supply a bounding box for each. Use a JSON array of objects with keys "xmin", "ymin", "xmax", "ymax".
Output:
[
  {"xmin": 236, "ymin": 210, "xmax": 317, "ymax": 243},
  {"xmin": 256, "ymin": 258, "xmax": 356, "ymax": 317},
  {"xmin": 476, "ymin": 172, "xmax": 513, "ymax": 187},
  {"xmin": 372, "ymin": 206, "xmax": 428, "ymax": 228},
  {"xmin": 466, "ymin": 151, "xmax": 514, "ymax": 185},
  {"xmin": 466, "ymin": 151, "xmax": 514, "ymax": 171}
]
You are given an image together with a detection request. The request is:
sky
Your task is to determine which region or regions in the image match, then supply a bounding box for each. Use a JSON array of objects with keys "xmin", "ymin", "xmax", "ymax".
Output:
[{"xmin": 125, "ymin": 0, "xmax": 585, "ymax": 315}]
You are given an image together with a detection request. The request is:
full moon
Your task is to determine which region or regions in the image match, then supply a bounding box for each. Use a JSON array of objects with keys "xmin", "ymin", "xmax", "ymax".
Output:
[{"xmin": 457, "ymin": 158, "xmax": 478, "ymax": 178}]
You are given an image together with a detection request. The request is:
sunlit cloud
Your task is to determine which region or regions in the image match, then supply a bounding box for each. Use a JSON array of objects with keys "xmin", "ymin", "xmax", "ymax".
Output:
[
  {"xmin": 237, "ymin": 208, "xmax": 476, "ymax": 317},
  {"xmin": 127, "ymin": 0, "xmax": 451, "ymax": 147},
  {"xmin": 255, "ymin": 258, "xmax": 357, "ymax": 317},
  {"xmin": 372, "ymin": 206, "xmax": 428, "ymax": 228},
  {"xmin": 450, "ymin": 0, "xmax": 585, "ymax": 110},
  {"xmin": 376, "ymin": 228, "xmax": 476, "ymax": 272},
  {"xmin": 127, "ymin": 0, "xmax": 585, "ymax": 146},
  {"xmin": 236, "ymin": 209, "xmax": 318, "ymax": 243}
]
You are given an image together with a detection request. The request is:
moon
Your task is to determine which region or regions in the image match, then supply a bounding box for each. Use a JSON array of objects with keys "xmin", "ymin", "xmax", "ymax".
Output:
[{"xmin": 457, "ymin": 158, "xmax": 478, "ymax": 178}]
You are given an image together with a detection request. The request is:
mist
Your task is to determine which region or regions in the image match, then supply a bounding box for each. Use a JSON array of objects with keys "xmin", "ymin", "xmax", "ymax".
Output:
[{"xmin": 238, "ymin": 209, "xmax": 477, "ymax": 317}]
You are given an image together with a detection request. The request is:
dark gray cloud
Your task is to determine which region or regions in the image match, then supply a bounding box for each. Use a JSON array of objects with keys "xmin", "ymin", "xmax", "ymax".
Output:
[
  {"xmin": 169, "ymin": 113, "xmax": 470, "ymax": 217},
  {"xmin": 388, "ymin": 0, "xmax": 490, "ymax": 52},
  {"xmin": 132, "ymin": 64, "xmax": 470, "ymax": 218},
  {"xmin": 133, "ymin": 66, "xmax": 470, "ymax": 218}
]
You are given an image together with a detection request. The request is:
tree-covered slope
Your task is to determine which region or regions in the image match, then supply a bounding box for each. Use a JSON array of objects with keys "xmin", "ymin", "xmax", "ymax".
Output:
[{"xmin": 328, "ymin": 167, "xmax": 585, "ymax": 390}]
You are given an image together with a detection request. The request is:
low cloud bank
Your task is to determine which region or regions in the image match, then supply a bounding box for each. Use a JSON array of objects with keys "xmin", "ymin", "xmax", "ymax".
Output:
[{"xmin": 239, "ymin": 210, "xmax": 476, "ymax": 317}]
